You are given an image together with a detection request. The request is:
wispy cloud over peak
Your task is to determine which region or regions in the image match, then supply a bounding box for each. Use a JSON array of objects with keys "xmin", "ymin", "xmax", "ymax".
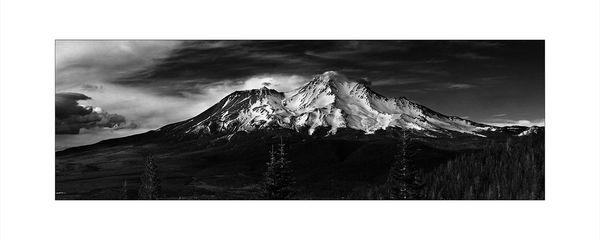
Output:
[
  {"xmin": 239, "ymin": 74, "xmax": 309, "ymax": 92},
  {"xmin": 448, "ymin": 83, "xmax": 476, "ymax": 89}
]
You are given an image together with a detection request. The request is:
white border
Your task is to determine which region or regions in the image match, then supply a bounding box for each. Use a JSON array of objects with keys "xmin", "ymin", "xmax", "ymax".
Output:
[{"xmin": 1, "ymin": 0, "xmax": 599, "ymax": 239}]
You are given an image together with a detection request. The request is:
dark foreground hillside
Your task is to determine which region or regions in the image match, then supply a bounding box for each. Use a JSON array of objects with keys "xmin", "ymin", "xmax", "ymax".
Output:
[{"xmin": 55, "ymin": 127, "xmax": 544, "ymax": 200}]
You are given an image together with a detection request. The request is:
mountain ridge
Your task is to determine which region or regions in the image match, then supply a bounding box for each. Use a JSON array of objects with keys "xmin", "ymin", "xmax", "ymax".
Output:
[
  {"xmin": 57, "ymin": 71, "xmax": 543, "ymax": 154},
  {"xmin": 160, "ymin": 71, "xmax": 498, "ymax": 138}
]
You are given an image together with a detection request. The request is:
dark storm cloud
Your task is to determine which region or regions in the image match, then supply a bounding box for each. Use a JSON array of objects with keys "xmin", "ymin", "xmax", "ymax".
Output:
[
  {"xmin": 119, "ymin": 41, "xmax": 431, "ymax": 93},
  {"xmin": 119, "ymin": 40, "xmax": 541, "ymax": 98},
  {"xmin": 122, "ymin": 41, "xmax": 339, "ymax": 81},
  {"xmin": 117, "ymin": 40, "xmax": 543, "ymax": 121},
  {"xmin": 55, "ymin": 92, "xmax": 137, "ymax": 134}
]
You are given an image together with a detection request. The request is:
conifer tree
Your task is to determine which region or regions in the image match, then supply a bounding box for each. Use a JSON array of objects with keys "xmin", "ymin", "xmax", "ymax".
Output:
[
  {"xmin": 120, "ymin": 180, "xmax": 128, "ymax": 200},
  {"xmin": 262, "ymin": 137, "xmax": 295, "ymax": 199},
  {"xmin": 138, "ymin": 154, "xmax": 161, "ymax": 200},
  {"xmin": 385, "ymin": 129, "xmax": 421, "ymax": 200}
]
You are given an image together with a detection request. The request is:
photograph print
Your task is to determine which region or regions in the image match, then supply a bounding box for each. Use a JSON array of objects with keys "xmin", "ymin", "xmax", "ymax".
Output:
[{"xmin": 55, "ymin": 40, "xmax": 544, "ymax": 200}]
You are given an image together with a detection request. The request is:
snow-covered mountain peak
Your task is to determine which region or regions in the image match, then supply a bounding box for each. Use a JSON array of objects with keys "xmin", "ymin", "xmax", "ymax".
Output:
[
  {"xmin": 162, "ymin": 71, "xmax": 500, "ymax": 137},
  {"xmin": 310, "ymin": 70, "xmax": 349, "ymax": 83},
  {"xmin": 283, "ymin": 71, "xmax": 374, "ymax": 111},
  {"xmin": 302, "ymin": 71, "xmax": 369, "ymax": 91}
]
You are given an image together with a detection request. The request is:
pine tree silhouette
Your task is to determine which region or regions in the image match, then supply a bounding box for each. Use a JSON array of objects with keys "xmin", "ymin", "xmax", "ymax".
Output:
[
  {"xmin": 385, "ymin": 129, "xmax": 421, "ymax": 200},
  {"xmin": 138, "ymin": 154, "xmax": 161, "ymax": 200},
  {"xmin": 120, "ymin": 180, "xmax": 128, "ymax": 200},
  {"xmin": 262, "ymin": 137, "xmax": 295, "ymax": 199},
  {"xmin": 263, "ymin": 145, "xmax": 277, "ymax": 198}
]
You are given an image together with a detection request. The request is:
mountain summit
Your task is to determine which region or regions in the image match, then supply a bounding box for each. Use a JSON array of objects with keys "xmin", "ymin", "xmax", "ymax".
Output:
[{"xmin": 160, "ymin": 71, "xmax": 497, "ymax": 138}]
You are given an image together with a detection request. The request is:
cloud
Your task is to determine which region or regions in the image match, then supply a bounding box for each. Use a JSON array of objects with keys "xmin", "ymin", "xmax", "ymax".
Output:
[
  {"xmin": 55, "ymin": 92, "xmax": 137, "ymax": 134},
  {"xmin": 484, "ymin": 118, "xmax": 545, "ymax": 127},
  {"xmin": 448, "ymin": 83, "xmax": 476, "ymax": 89},
  {"xmin": 419, "ymin": 83, "xmax": 477, "ymax": 91},
  {"xmin": 70, "ymin": 74, "xmax": 309, "ymax": 132},
  {"xmin": 448, "ymin": 40, "xmax": 504, "ymax": 48},
  {"xmin": 56, "ymin": 40, "xmax": 181, "ymax": 90},
  {"xmin": 492, "ymin": 113, "xmax": 507, "ymax": 117},
  {"xmin": 119, "ymin": 41, "xmax": 425, "ymax": 92},
  {"xmin": 56, "ymin": 41, "xmax": 181, "ymax": 71},
  {"xmin": 55, "ymin": 41, "xmax": 311, "ymax": 146},
  {"xmin": 303, "ymin": 41, "xmax": 412, "ymax": 60},
  {"xmin": 239, "ymin": 74, "xmax": 309, "ymax": 92},
  {"xmin": 453, "ymin": 52, "xmax": 493, "ymax": 60},
  {"xmin": 55, "ymin": 92, "xmax": 92, "ymax": 119},
  {"xmin": 121, "ymin": 41, "xmax": 323, "ymax": 84},
  {"xmin": 371, "ymin": 78, "xmax": 428, "ymax": 86}
]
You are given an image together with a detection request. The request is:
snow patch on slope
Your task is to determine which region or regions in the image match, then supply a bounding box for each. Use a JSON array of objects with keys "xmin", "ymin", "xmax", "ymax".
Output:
[{"xmin": 518, "ymin": 126, "xmax": 542, "ymax": 136}]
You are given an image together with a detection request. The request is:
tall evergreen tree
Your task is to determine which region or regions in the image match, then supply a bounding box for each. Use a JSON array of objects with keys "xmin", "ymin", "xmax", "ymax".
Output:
[
  {"xmin": 120, "ymin": 180, "xmax": 128, "ymax": 200},
  {"xmin": 262, "ymin": 137, "xmax": 295, "ymax": 199},
  {"xmin": 138, "ymin": 154, "xmax": 161, "ymax": 200},
  {"xmin": 385, "ymin": 129, "xmax": 421, "ymax": 200}
]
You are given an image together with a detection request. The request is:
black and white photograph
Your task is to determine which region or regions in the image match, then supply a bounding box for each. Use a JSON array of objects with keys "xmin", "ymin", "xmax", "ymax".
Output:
[
  {"xmin": 2, "ymin": 0, "xmax": 599, "ymax": 239},
  {"xmin": 55, "ymin": 40, "xmax": 545, "ymax": 200}
]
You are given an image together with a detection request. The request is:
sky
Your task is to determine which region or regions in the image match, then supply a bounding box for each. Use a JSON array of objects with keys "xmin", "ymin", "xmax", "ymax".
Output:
[{"xmin": 55, "ymin": 40, "xmax": 544, "ymax": 150}]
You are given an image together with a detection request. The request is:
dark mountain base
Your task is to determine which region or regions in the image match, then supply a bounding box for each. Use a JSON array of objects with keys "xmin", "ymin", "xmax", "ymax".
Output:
[{"xmin": 55, "ymin": 127, "xmax": 544, "ymax": 200}]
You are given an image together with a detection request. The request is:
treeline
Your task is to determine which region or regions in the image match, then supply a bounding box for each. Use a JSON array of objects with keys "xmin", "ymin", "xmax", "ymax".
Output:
[
  {"xmin": 119, "ymin": 132, "xmax": 544, "ymax": 200},
  {"xmin": 120, "ymin": 138, "xmax": 298, "ymax": 200},
  {"xmin": 421, "ymin": 133, "xmax": 545, "ymax": 200}
]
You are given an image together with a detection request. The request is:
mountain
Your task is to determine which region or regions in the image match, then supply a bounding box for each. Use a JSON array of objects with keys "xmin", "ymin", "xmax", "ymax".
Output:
[
  {"xmin": 56, "ymin": 71, "xmax": 544, "ymax": 200},
  {"xmin": 159, "ymin": 71, "xmax": 499, "ymax": 139}
]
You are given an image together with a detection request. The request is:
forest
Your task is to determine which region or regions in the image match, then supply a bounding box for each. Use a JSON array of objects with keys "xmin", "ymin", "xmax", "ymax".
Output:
[{"xmin": 113, "ymin": 129, "xmax": 544, "ymax": 200}]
